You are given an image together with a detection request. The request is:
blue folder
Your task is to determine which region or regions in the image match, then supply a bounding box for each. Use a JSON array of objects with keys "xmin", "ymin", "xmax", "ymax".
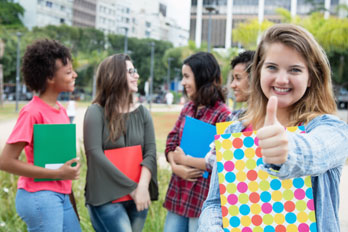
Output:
[{"xmin": 180, "ymin": 116, "xmax": 216, "ymax": 178}]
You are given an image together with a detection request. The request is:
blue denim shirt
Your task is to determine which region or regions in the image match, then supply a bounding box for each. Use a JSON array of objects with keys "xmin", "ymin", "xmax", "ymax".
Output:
[{"xmin": 198, "ymin": 114, "xmax": 348, "ymax": 232}]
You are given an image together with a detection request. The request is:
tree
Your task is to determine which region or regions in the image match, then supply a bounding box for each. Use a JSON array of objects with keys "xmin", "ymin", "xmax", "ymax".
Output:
[
  {"xmin": 0, "ymin": 0, "xmax": 24, "ymax": 29},
  {"xmin": 275, "ymin": 8, "xmax": 301, "ymax": 24},
  {"xmin": 232, "ymin": 19, "xmax": 274, "ymax": 50},
  {"xmin": 108, "ymin": 34, "xmax": 173, "ymax": 94},
  {"xmin": 231, "ymin": 9, "xmax": 348, "ymax": 86},
  {"xmin": 299, "ymin": 13, "xmax": 348, "ymax": 85}
]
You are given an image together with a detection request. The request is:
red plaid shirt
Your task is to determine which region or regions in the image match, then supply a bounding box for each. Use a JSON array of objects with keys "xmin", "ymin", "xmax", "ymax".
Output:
[{"xmin": 164, "ymin": 100, "xmax": 231, "ymax": 217}]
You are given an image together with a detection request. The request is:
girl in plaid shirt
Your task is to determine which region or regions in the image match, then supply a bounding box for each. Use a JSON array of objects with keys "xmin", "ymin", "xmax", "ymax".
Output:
[{"xmin": 163, "ymin": 52, "xmax": 231, "ymax": 232}]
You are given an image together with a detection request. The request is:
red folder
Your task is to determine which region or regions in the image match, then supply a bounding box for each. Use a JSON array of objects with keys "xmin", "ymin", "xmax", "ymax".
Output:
[{"xmin": 104, "ymin": 145, "xmax": 143, "ymax": 203}]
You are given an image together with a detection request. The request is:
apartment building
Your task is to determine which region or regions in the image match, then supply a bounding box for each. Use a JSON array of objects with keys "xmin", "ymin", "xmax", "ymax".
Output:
[
  {"xmin": 72, "ymin": 0, "xmax": 96, "ymax": 28},
  {"xmin": 14, "ymin": 0, "xmax": 74, "ymax": 30},
  {"xmin": 190, "ymin": 0, "xmax": 342, "ymax": 49},
  {"xmin": 15, "ymin": 0, "xmax": 189, "ymax": 47}
]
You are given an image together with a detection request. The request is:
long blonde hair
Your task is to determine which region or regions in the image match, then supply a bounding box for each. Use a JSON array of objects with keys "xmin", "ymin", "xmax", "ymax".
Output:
[
  {"xmin": 93, "ymin": 54, "xmax": 133, "ymax": 141},
  {"xmin": 243, "ymin": 24, "xmax": 336, "ymax": 129}
]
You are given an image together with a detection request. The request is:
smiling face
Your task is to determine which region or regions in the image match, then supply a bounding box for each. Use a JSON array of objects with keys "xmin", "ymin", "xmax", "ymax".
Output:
[
  {"xmin": 260, "ymin": 42, "xmax": 310, "ymax": 111},
  {"xmin": 126, "ymin": 60, "xmax": 139, "ymax": 93},
  {"xmin": 50, "ymin": 59, "xmax": 77, "ymax": 93},
  {"xmin": 181, "ymin": 64, "xmax": 197, "ymax": 99},
  {"xmin": 230, "ymin": 63, "xmax": 250, "ymax": 102}
]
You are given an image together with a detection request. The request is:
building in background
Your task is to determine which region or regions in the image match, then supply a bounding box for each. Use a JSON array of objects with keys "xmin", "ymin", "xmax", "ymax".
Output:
[
  {"xmin": 15, "ymin": 0, "xmax": 190, "ymax": 47},
  {"xmin": 131, "ymin": 0, "xmax": 189, "ymax": 46},
  {"xmin": 190, "ymin": 0, "xmax": 343, "ymax": 50},
  {"xmin": 14, "ymin": 0, "xmax": 74, "ymax": 30},
  {"xmin": 72, "ymin": 0, "xmax": 96, "ymax": 28}
]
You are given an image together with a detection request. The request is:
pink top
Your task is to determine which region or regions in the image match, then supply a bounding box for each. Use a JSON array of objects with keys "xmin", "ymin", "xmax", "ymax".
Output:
[{"xmin": 7, "ymin": 96, "xmax": 72, "ymax": 194}]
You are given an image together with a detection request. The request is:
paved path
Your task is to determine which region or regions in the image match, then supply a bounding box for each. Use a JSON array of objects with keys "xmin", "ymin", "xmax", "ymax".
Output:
[{"xmin": 0, "ymin": 103, "xmax": 347, "ymax": 230}]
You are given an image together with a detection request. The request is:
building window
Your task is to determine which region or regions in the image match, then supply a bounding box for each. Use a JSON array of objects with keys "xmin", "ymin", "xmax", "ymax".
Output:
[
  {"xmin": 146, "ymin": 21, "xmax": 151, "ymax": 28},
  {"xmin": 159, "ymin": 3, "xmax": 167, "ymax": 17},
  {"xmin": 60, "ymin": 18, "xmax": 65, "ymax": 23},
  {"xmin": 46, "ymin": 1, "xmax": 53, "ymax": 8},
  {"xmin": 145, "ymin": 31, "xmax": 151, "ymax": 37}
]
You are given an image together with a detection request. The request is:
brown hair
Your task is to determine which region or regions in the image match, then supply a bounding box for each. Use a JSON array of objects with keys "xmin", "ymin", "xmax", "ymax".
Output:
[
  {"xmin": 93, "ymin": 54, "xmax": 133, "ymax": 141},
  {"xmin": 243, "ymin": 24, "xmax": 336, "ymax": 129}
]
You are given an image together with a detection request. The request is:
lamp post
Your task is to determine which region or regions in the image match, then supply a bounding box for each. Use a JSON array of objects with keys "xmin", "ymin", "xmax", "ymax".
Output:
[
  {"xmin": 149, "ymin": 41, "xmax": 155, "ymax": 111},
  {"xmin": 205, "ymin": 4, "xmax": 216, "ymax": 53},
  {"xmin": 15, "ymin": 32, "xmax": 21, "ymax": 112},
  {"xmin": 123, "ymin": 27, "xmax": 128, "ymax": 54},
  {"xmin": 0, "ymin": 39, "xmax": 4, "ymax": 107},
  {"xmin": 167, "ymin": 57, "xmax": 173, "ymax": 91}
]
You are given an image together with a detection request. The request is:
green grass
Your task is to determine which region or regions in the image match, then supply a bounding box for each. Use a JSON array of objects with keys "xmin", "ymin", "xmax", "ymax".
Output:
[
  {"xmin": 0, "ymin": 102, "xmax": 25, "ymax": 121},
  {"xmin": 0, "ymin": 107, "xmax": 180, "ymax": 232}
]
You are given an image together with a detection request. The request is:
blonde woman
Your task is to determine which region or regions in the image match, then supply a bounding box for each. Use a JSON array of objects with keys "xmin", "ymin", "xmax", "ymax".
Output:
[{"xmin": 198, "ymin": 24, "xmax": 348, "ymax": 232}]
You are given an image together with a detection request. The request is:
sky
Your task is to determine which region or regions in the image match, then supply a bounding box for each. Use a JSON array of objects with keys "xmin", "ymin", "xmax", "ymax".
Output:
[{"xmin": 167, "ymin": 0, "xmax": 191, "ymax": 30}]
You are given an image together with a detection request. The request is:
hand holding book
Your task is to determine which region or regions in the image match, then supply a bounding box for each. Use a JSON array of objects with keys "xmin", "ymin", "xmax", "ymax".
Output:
[
  {"xmin": 129, "ymin": 166, "xmax": 151, "ymax": 211},
  {"xmin": 56, "ymin": 158, "xmax": 80, "ymax": 180}
]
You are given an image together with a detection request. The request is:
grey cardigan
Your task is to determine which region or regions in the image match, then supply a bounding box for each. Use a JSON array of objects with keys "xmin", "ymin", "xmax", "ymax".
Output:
[{"xmin": 83, "ymin": 104, "xmax": 158, "ymax": 206}]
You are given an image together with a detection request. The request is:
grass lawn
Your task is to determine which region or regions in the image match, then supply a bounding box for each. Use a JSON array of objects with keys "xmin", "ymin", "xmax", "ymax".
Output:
[
  {"xmin": 0, "ymin": 103, "xmax": 180, "ymax": 231},
  {"xmin": 0, "ymin": 102, "xmax": 26, "ymax": 121}
]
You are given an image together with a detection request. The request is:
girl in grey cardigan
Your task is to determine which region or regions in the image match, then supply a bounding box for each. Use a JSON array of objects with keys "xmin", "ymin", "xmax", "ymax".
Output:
[{"xmin": 83, "ymin": 54, "xmax": 158, "ymax": 232}]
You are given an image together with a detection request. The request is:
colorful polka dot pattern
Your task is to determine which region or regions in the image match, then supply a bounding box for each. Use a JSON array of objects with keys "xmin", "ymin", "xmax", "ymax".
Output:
[{"xmin": 216, "ymin": 126, "xmax": 317, "ymax": 231}]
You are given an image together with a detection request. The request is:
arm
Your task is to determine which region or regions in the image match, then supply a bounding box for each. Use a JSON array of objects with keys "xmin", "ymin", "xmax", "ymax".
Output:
[
  {"xmin": 0, "ymin": 142, "xmax": 80, "ymax": 180},
  {"xmin": 261, "ymin": 115, "xmax": 348, "ymax": 179},
  {"xmin": 198, "ymin": 162, "xmax": 223, "ymax": 232},
  {"xmin": 130, "ymin": 107, "xmax": 156, "ymax": 211},
  {"xmin": 165, "ymin": 105, "xmax": 187, "ymax": 161},
  {"xmin": 168, "ymin": 150, "xmax": 204, "ymax": 181},
  {"xmin": 172, "ymin": 146, "xmax": 207, "ymax": 170},
  {"xmin": 130, "ymin": 166, "xmax": 152, "ymax": 211}
]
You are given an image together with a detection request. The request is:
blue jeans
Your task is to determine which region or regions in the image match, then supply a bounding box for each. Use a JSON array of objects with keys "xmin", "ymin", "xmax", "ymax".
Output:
[
  {"xmin": 15, "ymin": 189, "xmax": 81, "ymax": 232},
  {"xmin": 87, "ymin": 201, "xmax": 148, "ymax": 232},
  {"xmin": 164, "ymin": 211, "xmax": 198, "ymax": 232}
]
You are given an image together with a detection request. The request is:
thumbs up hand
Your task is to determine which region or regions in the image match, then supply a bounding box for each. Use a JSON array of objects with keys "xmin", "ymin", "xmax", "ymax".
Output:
[{"xmin": 256, "ymin": 96, "xmax": 289, "ymax": 165}]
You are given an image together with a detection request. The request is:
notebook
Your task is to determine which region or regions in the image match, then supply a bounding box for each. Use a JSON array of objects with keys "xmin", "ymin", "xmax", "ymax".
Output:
[
  {"xmin": 33, "ymin": 124, "xmax": 76, "ymax": 182},
  {"xmin": 105, "ymin": 145, "xmax": 143, "ymax": 203},
  {"xmin": 215, "ymin": 126, "xmax": 317, "ymax": 231},
  {"xmin": 180, "ymin": 116, "xmax": 217, "ymax": 178}
]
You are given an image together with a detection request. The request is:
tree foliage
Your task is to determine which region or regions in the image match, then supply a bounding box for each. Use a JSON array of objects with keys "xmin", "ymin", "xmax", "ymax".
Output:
[
  {"xmin": 0, "ymin": 24, "xmax": 174, "ymax": 96},
  {"xmin": 232, "ymin": 19, "xmax": 274, "ymax": 50},
  {"xmin": 0, "ymin": 0, "xmax": 24, "ymax": 29},
  {"xmin": 231, "ymin": 9, "xmax": 348, "ymax": 85}
]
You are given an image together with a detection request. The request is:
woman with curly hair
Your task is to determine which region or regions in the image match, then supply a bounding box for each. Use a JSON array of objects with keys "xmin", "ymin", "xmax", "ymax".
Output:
[{"xmin": 0, "ymin": 39, "xmax": 81, "ymax": 231}]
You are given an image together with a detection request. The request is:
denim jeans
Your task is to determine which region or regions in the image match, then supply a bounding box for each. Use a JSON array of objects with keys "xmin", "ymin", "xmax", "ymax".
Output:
[
  {"xmin": 87, "ymin": 201, "xmax": 148, "ymax": 232},
  {"xmin": 15, "ymin": 189, "xmax": 81, "ymax": 232},
  {"xmin": 164, "ymin": 211, "xmax": 198, "ymax": 232}
]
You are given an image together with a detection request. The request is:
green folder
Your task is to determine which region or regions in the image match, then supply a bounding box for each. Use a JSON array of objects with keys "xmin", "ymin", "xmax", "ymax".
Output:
[{"xmin": 33, "ymin": 124, "xmax": 76, "ymax": 182}]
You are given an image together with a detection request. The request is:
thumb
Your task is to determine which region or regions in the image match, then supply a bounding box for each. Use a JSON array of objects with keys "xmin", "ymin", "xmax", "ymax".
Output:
[
  {"xmin": 264, "ymin": 96, "xmax": 278, "ymax": 126},
  {"xmin": 65, "ymin": 157, "xmax": 79, "ymax": 166}
]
